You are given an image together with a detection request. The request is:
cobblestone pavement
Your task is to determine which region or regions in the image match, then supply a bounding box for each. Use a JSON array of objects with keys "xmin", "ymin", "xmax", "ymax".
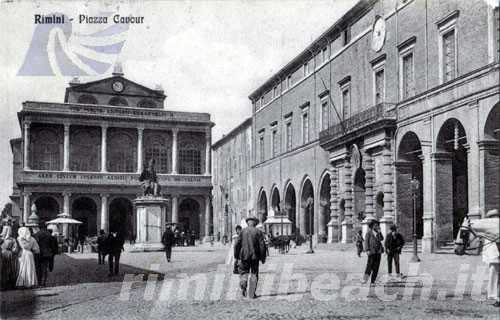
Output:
[{"xmin": 1, "ymin": 243, "xmax": 497, "ymax": 320}]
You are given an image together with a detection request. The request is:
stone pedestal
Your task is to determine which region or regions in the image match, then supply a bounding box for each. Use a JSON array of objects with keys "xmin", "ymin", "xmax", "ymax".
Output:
[
  {"xmin": 422, "ymin": 215, "xmax": 434, "ymax": 253},
  {"xmin": 379, "ymin": 215, "xmax": 393, "ymax": 237},
  {"xmin": 131, "ymin": 196, "xmax": 169, "ymax": 252},
  {"xmin": 327, "ymin": 218, "xmax": 340, "ymax": 243},
  {"xmin": 341, "ymin": 219, "xmax": 353, "ymax": 243}
]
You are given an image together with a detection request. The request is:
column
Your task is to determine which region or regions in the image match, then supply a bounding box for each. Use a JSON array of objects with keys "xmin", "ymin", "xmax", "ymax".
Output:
[
  {"xmin": 63, "ymin": 191, "xmax": 71, "ymax": 237},
  {"xmin": 432, "ymin": 152, "xmax": 453, "ymax": 247},
  {"xmin": 362, "ymin": 153, "xmax": 375, "ymax": 237},
  {"xmin": 171, "ymin": 129, "xmax": 178, "ymax": 174},
  {"xmin": 328, "ymin": 166, "xmax": 339, "ymax": 243},
  {"xmin": 203, "ymin": 195, "xmax": 211, "ymax": 241},
  {"xmin": 464, "ymin": 144, "xmax": 480, "ymax": 220},
  {"xmin": 479, "ymin": 140, "xmax": 500, "ymax": 217},
  {"xmin": 22, "ymin": 192, "xmax": 31, "ymax": 224},
  {"xmin": 23, "ymin": 121, "xmax": 31, "ymax": 170},
  {"xmin": 171, "ymin": 195, "xmax": 178, "ymax": 223},
  {"xmin": 137, "ymin": 127, "xmax": 144, "ymax": 173},
  {"xmin": 205, "ymin": 131, "xmax": 211, "ymax": 175},
  {"xmin": 379, "ymin": 146, "xmax": 394, "ymax": 236},
  {"xmin": 100, "ymin": 194, "xmax": 109, "ymax": 233},
  {"xmin": 299, "ymin": 205, "xmax": 307, "ymax": 236},
  {"xmin": 101, "ymin": 125, "xmax": 108, "ymax": 173},
  {"xmin": 420, "ymin": 145, "xmax": 434, "ymax": 253},
  {"xmin": 342, "ymin": 159, "xmax": 353, "ymax": 243},
  {"xmin": 63, "ymin": 123, "xmax": 70, "ymax": 171}
]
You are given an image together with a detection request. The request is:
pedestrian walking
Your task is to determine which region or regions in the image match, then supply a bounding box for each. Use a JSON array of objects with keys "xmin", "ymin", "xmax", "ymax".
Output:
[
  {"xmin": 354, "ymin": 230, "xmax": 364, "ymax": 257},
  {"xmin": 161, "ymin": 225, "xmax": 175, "ymax": 262},
  {"xmin": 97, "ymin": 230, "xmax": 107, "ymax": 265},
  {"xmin": 1, "ymin": 226, "xmax": 19, "ymax": 290},
  {"xmin": 16, "ymin": 227, "xmax": 40, "ymax": 288},
  {"xmin": 106, "ymin": 231, "xmax": 124, "ymax": 277},
  {"xmin": 385, "ymin": 225, "xmax": 405, "ymax": 278},
  {"xmin": 33, "ymin": 225, "xmax": 58, "ymax": 286},
  {"xmin": 362, "ymin": 220, "xmax": 384, "ymax": 286},
  {"xmin": 48, "ymin": 229, "xmax": 58, "ymax": 272},
  {"xmin": 234, "ymin": 216, "xmax": 267, "ymax": 299}
]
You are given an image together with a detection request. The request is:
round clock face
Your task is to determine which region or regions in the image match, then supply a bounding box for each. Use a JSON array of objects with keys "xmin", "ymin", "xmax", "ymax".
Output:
[
  {"xmin": 112, "ymin": 81, "xmax": 124, "ymax": 92},
  {"xmin": 372, "ymin": 16, "xmax": 386, "ymax": 52}
]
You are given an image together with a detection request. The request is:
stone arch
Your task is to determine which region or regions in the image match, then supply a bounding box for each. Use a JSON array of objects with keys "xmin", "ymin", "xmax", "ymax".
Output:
[
  {"xmin": 109, "ymin": 197, "xmax": 134, "ymax": 240},
  {"xmin": 270, "ymin": 185, "xmax": 281, "ymax": 212},
  {"xmin": 30, "ymin": 125, "xmax": 62, "ymax": 171},
  {"xmin": 436, "ymin": 118, "xmax": 468, "ymax": 242},
  {"xmin": 482, "ymin": 102, "xmax": 500, "ymax": 213},
  {"xmin": 72, "ymin": 197, "xmax": 98, "ymax": 237},
  {"xmin": 318, "ymin": 171, "xmax": 331, "ymax": 241},
  {"xmin": 34, "ymin": 196, "xmax": 60, "ymax": 225},
  {"xmin": 300, "ymin": 177, "xmax": 314, "ymax": 236},
  {"xmin": 284, "ymin": 182, "xmax": 297, "ymax": 235},
  {"xmin": 77, "ymin": 94, "xmax": 98, "ymax": 105},
  {"xmin": 396, "ymin": 131, "xmax": 424, "ymax": 240},
  {"xmin": 108, "ymin": 96, "xmax": 128, "ymax": 107},
  {"xmin": 143, "ymin": 130, "xmax": 171, "ymax": 173},
  {"xmin": 353, "ymin": 167, "xmax": 366, "ymax": 224},
  {"xmin": 257, "ymin": 188, "xmax": 268, "ymax": 223},
  {"xmin": 178, "ymin": 132, "xmax": 205, "ymax": 174},
  {"xmin": 179, "ymin": 198, "xmax": 201, "ymax": 238}
]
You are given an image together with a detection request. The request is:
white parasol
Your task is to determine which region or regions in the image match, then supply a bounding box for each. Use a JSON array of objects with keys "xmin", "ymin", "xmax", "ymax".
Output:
[{"xmin": 45, "ymin": 213, "xmax": 82, "ymax": 225}]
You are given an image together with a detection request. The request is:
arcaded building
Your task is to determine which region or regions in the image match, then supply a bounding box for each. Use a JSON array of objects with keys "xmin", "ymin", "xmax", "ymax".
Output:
[
  {"xmin": 10, "ymin": 69, "xmax": 214, "ymax": 240},
  {"xmin": 245, "ymin": 0, "xmax": 498, "ymax": 252},
  {"xmin": 211, "ymin": 118, "xmax": 253, "ymax": 239}
]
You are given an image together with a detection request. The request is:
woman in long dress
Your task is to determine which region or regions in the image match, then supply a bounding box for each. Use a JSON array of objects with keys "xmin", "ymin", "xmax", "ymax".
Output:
[
  {"xmin": 16, "ymin": 227, "xmax": 39, "ymax": 288},
  {"xmin": 1, "ymin": 226, "xmax": 19, "ymax": 290}
]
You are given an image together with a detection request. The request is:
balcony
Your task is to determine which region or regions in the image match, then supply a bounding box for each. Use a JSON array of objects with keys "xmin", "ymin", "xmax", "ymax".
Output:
[
  {"xmin": 319, "ymin": 103, "xmax": 396, "ymax": 150},
  {"xmin": 18, "ymin": 170, "xmax": 212, "ymax": 188}
]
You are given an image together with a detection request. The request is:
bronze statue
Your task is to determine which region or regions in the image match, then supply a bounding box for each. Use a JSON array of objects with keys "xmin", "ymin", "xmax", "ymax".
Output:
[{"xmin": 139, "ymin": 159, "xmax": 160, "ymax": 196}]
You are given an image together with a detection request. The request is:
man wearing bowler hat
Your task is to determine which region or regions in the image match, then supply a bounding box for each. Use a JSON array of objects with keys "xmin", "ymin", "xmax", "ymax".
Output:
[{"xmin": 234, "ymin": 216, "xmax": 267, "ymax": 299}]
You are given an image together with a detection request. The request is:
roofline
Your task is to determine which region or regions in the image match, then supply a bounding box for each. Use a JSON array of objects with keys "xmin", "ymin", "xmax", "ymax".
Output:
[
  {"xmin": 212, "ymin": 117, "xmax": 252, "ymax": 149},
  {"xmin": 248, "ymin": 0, "xmax": 376, "ymax": 100},
  {"xmin": 68, "ymin": 75, "xmax": 167, "ymax": 98}
]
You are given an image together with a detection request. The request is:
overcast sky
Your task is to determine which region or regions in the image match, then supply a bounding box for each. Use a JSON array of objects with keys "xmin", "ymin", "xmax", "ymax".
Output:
[{"xmin": 0, "ymin": 0, "xmax": 355, "ymax": 209}]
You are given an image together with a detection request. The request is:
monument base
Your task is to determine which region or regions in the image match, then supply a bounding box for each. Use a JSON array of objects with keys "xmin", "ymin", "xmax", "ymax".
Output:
[{"xmin": 132, "ymin": 196, "xmax": 169, "ymax": 252}]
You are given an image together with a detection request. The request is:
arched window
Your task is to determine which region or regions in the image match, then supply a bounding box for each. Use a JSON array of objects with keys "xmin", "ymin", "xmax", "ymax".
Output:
[
  {"xmin": 107, "ymin": 131, "xmax": 136, "ymax": 172},
  {"xmin": 108, "ymin": 97, "xmax": 129, "ymax": 107},
  {"xmin": 178, "ymin": 133, "xmax": 203, "ymax": 174},
  {"xmin": 144, "ymin": 133, "xmax": 170, "ymax": 173},
  {"xmin": 70, "ymin": 127, "xmax": 100, "ymax": 171},
  {"xmin": 31, "ymin": 128, "xmax": 61, "ymax": 170},
  {"xmin": 137, "ymin": 99, "xmax": 156, "ymax": 109},
  {"xmin": 77, "ymin": 94, "xmax": 98, "ymax": 105}
]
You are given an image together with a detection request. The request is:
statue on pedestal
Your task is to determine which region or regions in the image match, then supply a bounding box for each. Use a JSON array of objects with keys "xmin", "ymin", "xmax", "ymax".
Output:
[{"xmin": 139, "ymin": 159, "xmax": 161, "ymax": 197}]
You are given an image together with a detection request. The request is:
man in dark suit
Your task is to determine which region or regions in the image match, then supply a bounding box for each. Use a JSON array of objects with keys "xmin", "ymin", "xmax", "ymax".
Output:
[
  {"xmin": 234, "ymin": 216, "xmax": 267, "ymax": 299},
  {"xmin": 48, "ymin": 229, "xmax": 59, "ymax": 272},
  {"xmin": 362, "ymin": 220, "xmax": 384, "ymax": 286},
  {"xmin": 34, "ymin": 225, "xmax": 58, "ymax": 286},
  {"xmin": 385, "ymin": 225, "xmax": 405, "ymax": 278},
  {"xmin": 106, "ymin": 231, "xmax": 124, "ymax": 276},
  {"xmin": 161, "ymin": 225, "xmax": 175, "ymax": 262},
  {"xmin": 97, "ymin": 229, "xmax": 107, "ymax": 265}
]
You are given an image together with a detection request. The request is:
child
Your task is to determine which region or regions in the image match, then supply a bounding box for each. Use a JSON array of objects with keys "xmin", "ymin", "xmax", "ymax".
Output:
[{"xmin": 355, "ymin": 230, "xmax": 364, "ymax": 257}]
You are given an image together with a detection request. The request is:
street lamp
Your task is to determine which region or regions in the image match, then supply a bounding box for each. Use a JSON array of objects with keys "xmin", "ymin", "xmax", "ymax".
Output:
[
  {"xmin": 306, "ymin": 197, "xmax": 314, "ymax": 254},
  {"xmin": 410, "ymin": 177, "xmax": 421, "ymax": 262}
]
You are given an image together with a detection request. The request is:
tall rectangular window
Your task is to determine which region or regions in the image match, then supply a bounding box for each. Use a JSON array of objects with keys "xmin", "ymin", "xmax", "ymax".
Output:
[
  {"xmin": 442, "ymin": 29, "xmax": 456, "ymax": 82},
  {"xmin": 273, "ymin": 86, "xmax": 279, "ymax": 98},
  {"xmin": 259, "ymin": 136, "xmax": 264, "ymax": 162},
  {"xmin": 321, "ymin": 100, "xmax": 329, "ymax": 130},
  {"xmin": 287, "ymin": 75, "xmax": 292, "ymax": 89},
  {"xmin": 341, "ymin": 87, "xmax": 350, "ymax": 120},
  {"xmin": 286, "ymin": 122, "xmax": 292, "ymax": 151},
  {"xmin": 374, "ymin": 68, "xmax": 385, "ymax": 105},
  {"xmin": 343, "ymin": 27, "xmax": 351, "ymax": 46},
  {"xmin": 272, "ymin": 129, "xmax": 279, "ymax": 157},
  {"xmin": 302, "ymin": 112, "xmax": 309, "ymax": 144},
  {"xmin": 402, "ymin": 53, "xmax": 414, "ymax": 99}
]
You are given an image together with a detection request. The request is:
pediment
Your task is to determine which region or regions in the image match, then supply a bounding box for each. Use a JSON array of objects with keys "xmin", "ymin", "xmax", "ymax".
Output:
[{"xmin": 69, "ymin": 76, "xmax": 165, "ymax": 99}]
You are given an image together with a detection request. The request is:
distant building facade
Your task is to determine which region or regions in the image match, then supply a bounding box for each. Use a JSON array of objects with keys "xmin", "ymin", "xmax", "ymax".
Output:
[
  {"xmin": 211, "ymin": 118, "xmax": 253, "ymax": 239},
  {"xmin": 10, "ymin": 69, "xmax": 214, "ymax": 240},
  {"xmin": 216, "ymin": 0, "xmax": 499, "ymax": 252}
]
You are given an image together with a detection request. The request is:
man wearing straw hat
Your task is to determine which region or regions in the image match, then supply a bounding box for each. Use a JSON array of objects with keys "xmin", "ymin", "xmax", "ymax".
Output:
[{"xmin": 234, "ymin": 216, "xmax": 267, "ymax": 299}]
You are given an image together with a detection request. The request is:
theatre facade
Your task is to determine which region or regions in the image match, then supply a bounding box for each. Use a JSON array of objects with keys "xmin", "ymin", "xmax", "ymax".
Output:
[
  {"xmin": 10, "ymin": 70, "xmax": 214, "ymax": 240},
  {"xmin": 242, "ymin": 0, "xmax": 499, "ymax": 252}
]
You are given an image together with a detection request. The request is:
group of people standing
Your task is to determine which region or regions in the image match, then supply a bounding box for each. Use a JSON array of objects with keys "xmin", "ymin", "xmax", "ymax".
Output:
[
  {"xmin": 0, "ymin": 224, "xmax": 58, "ymax": 290},
  {"xmin": 96, "ymin": 229, "xmax": 125, "ymax": 277},
  {"xmin": 356, "ymin": 220, "xmax": 405, "ymax": 286}
]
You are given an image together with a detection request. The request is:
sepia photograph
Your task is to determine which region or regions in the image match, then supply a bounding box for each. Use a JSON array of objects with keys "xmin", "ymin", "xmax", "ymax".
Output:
[{"xmin": 0, "ymin": 0, "xmax": 499, "ymax": 319}]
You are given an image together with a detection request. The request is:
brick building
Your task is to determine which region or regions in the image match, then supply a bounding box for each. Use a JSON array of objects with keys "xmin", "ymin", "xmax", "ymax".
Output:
[
  {"xmin": 243, "ymin": 0, "xmax": 499, "ymax": 252},
  {"xmin": 212, "ymin": 118, "xmax": 253, "ymax": 240},
  {"xmin": 10, "ymin": 68, "xmax": 214, "ymax": 240}
]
